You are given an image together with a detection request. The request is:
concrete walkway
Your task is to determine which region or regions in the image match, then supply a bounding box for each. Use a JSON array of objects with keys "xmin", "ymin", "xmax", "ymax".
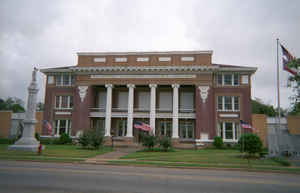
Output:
[{"xmin": 85, "ymin": 147, "xmax": 140, "ymax": 164}]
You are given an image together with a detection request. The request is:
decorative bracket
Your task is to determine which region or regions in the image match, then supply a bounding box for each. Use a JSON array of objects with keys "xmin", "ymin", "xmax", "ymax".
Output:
[
  {"xmin": 198, "ymin": 86, "xmax": 210, "ymax": 104},
  {"xmin": 78, "ymin": 86, "xmax": 88, "ymax": 102}
]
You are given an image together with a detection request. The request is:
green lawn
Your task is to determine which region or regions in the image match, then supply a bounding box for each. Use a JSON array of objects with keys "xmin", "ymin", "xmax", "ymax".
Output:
[
  {"xmin": 0, "ymin": 144, "xmax": 112, "ymax": 162},
  {"xmin": 120, "ymin": 149, "xmax": 287, "ymax": 168}
]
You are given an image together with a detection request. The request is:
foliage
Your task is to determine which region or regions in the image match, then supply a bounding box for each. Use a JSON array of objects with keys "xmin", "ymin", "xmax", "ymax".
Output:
[
  {"xmin": 213, "ymin": 136, "xmax": 224, "ymax": 149},
  {"xmin": 0, "ymin": 138, "xmax": 15, "ymax": 144},
  {"xmin": 252, "ymin": 98, "xmax": 277, "ymax": 116},
  {"xmin": 58, "ymin": 133, "xmax": 72, "ymax": 144},
  {"xmin": 159, "ymin": 136, "xmax": 172, "ymax": 151},
  {"xmin": 0, "ymin": 97, "xmax": 25, "ymax": 113},
  {"xmin": 141, "ymin": 134, "xmax": 157, "ymax": 150},
  {"xmin": 78, "ymin": 128, "xmax": 104, "ymax": 150},
  {"xmin": 238, "ymin": 133, "xmax": 263, "ymax": 156},
  {"xmin": 287, "ymin": 58, "xmax": 300, "ymax": 115},
  {"xmin": 35, "ymin": 132, "xmax": 40, "ymax": 141},
  {"xmin": 271, "ymin": 157, "xmax": 291, "ymax": 166},
  {"xmin": 36, "ymin": 102, "xmax": 44, "ymax": 111}
]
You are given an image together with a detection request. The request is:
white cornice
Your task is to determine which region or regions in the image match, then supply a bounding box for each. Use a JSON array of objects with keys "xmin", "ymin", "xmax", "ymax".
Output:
[
  {"xmin": 70, "ymin": 65, "xmax": 218, "ymax": 73},
  {"xmin": 77, "ymin": 50, "xmax": 213, "ymax": 56}
]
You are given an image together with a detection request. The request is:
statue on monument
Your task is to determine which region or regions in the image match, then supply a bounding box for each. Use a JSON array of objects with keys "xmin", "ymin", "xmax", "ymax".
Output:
[{"xmin": 8, "ymin": 67, "xmax": 42, "ymax": 152}]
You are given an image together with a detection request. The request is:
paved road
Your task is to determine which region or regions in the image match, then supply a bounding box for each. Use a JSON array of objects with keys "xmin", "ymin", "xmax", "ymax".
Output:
[{"xmin": 0, "ymin": 161, "xmax": 299, "ymax": 193}]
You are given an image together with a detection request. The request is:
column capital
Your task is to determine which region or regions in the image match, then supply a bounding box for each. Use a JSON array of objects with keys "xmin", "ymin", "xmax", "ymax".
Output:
[
  {"xmin": 127, "ymin": 84, "xmax": 135, "ymax": 88},
  {"xmin": 172, "ymin": 83, "xmax": 180, "ymax": 89},
  {"xmin": 105, "ymin": 84, "xmax": 113, "ymax": 88},
  {"xmin": 149, "ymin": 84, "xmax": 157, "ymax": 88}
]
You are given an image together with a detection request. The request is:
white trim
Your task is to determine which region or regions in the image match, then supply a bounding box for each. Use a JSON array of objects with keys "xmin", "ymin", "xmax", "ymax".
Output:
[
  {"xmin": 195, "ymin": 139, "xmax": 214, "ymax": 142},
  {"xmin": 72, "ymin": 65, "xmax": 218, "ymax": 73},
  {"xmin": 219, "ymin": 114, "xmax": 239, "ymax": 118},
  {"xmin": 77, "ymin": 50, "xmax": 213, "ymax": 56},
  {"xmin": 55, "ymin": 112, "xmax": 71, "ymax": 115},
  {"xmin": 90, "ymin": 74, "xmax": 196, "ymax": 79}
]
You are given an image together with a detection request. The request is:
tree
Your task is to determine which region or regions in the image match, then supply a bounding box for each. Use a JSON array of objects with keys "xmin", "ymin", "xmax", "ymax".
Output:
[
  {"xmin": 238, "ymin": 133, "xmax": 262, "ymax": 157},
  {"xmin": 251, "ymin": 98, "xmax": 277, "ymax": 116},
  {"xmin": 0, "ymin": 97, "xmax": 25, "ymax": 113},
  {"xmin": 287, "ymin": 58, "xmax": 300, "ymax": 115}
]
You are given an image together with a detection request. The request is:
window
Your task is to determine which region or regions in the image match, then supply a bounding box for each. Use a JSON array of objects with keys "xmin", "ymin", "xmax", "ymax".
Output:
[
  {"xmin": 55, "ymin": 96, "xmax": 73, "ymax": 109},
  {"xmin": 55, "ymin": 74, "xmax": 75, "ymax": 86},
  {"xmin": 181, "ymin": 57, "xmax": 194, "ymax": 61},
  {"xmin": 180, "ymin": 92, "xmax": 194, "ymax": 112},
  {"xmin": 158, "ymin": 121, "xmax": 172, "ymax": 137},
  {"xmin": 224, "ymin": 96, "xmax": 232, "ymax": 110},
  {"xmin": 158, "ymin": 92, "xmax": 172, "ymax": 111},
  {"xmin": 136, "ymin": 57, "xmax": 149, "ymax": 62},
  {"xmin": 117, "ymin": 91, "xmax": 128, "ymax": 111},
  {"xmin": 218, "ymin": 122, "xmax": 239, "ymax": 140},
  {"xmin": 137, "ymin": 91, "xmax": 150, "ymax": 111},
  {"xmin": 98, "ymin": 91, "xmax": 107, "ymax": 109},
  {"xmin": 217, "ymin": 73, "xmax": 239, "ymax": 86},
  {"xmin": 159, "ymin": 57, "xmax": 171, "ymax": 62},
  {"xmin": 179, "ymin": 121, "xmax": 194, "ymax": 139},
  {"xmin": 48, "ymin": 76, "xmax": 54, "ymax": 84},
  {"xmin": 224, "ymin": 74, "xmax": 232, "ymax": 85},
  {"xmin": 94, "ymin": 57, "xmax": 106, "ymax": 62},
  {"xmin": 218, "ymin": 96, "xmax": 240, "ymax": 111},
  {"xmin": 115, "ymin": 57, "xmax": 127, "ymax": 62},
  {"xmin": 116, "ymin": 119, "xmax": 127, "ymax": 137},
  {"xmin": 55, "ymin": 120, "xmax": 72, "ymax": 136}
]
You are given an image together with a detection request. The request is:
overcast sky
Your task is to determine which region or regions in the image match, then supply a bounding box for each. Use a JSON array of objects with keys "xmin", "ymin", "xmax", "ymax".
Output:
[{"xmin": 1, "ymin": 0, "xmax": 299, "ymax": 110}]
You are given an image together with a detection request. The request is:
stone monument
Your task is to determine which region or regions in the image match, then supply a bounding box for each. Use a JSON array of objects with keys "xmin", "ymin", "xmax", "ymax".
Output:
[{"xmin": 8, "ymin": 68, "xmax": 41, "ymax": 152}]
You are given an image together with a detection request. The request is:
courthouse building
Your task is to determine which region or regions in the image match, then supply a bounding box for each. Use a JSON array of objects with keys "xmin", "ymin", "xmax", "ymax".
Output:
[{"xmin": 41, "ymin": 50, "xmax": 257, "ymax": 147}]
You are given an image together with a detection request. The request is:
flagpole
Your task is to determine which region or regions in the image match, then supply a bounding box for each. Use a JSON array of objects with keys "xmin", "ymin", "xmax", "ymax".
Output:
[{"xmin": 276, "ymin": 38, "xmax": 281, "ymax": 155}]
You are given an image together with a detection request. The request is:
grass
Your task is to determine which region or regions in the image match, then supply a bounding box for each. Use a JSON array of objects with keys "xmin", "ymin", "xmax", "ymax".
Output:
[
  {"xmin": 0, "ymin": 144, "xmax": 112, "ymax": 162},
  {"xmin": 121, "ymin": 148, "xmax": 282, "ymax": 166}
]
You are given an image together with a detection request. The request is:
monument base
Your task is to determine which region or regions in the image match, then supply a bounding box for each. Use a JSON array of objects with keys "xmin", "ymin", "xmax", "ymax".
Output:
[
  {"xmin": 8, "ymin": 144, "xmax": 40, "ymax": 152},
  {"xmin": 8, "ymin": 136, "xmax": 41, "ymax": 152}
]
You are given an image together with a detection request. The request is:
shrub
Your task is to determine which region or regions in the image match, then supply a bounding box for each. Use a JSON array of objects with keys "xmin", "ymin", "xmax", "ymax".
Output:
[
  {"xmin": 78, "ymin": 128, "xmax": 104, "ymax": 149},
  {"xmin": 238, "ymin": 133, "xmax": 262, "ymax": 156},
  {"xmin": 159, "ymin": 136, "xmax": 172, "ymax": 151},
  {"xmin": 78, "ymin": 132, "xmax": 90, "ymax": 148},
  {"xmin": 35, "ymin": 132, "xmax": 40, "ymax": 141},
  {"xmin": 58, "ymin": 133, "xmax": 72, "ymax": 144},
  {"xmin": 213, "ymin": 136, "xmax": 223, "ymax": 149},
  {"xmin": 40, "ymin": 138, "xmax": 54, "ymax": 145},
  {"xmin": 142, "ymin": 134, "xmax": 157, "ymax": 150},
  {"xmin": 271, "ymin": 157, "xmax": 291, "ymax": 166},
  {"xmin": 0, "ymin": 138, "xmax": 15, "ymax": 144}
]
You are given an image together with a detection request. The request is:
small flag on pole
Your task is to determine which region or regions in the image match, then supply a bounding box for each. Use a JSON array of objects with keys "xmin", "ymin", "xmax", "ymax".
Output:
[
  {"xmin": 240, "ymin": 120, "xmax": 257, "ymax": 132},
  {"xmin": 43, "ymin": 120, "xmax": 53, "ymax": 135},
  {"xmin": 280, "ymin": 44, "xmax": 297, "ymax": 75},
  {"xmin": 133, "ymin": 121, "xmax": 152, "ymax": 131}
]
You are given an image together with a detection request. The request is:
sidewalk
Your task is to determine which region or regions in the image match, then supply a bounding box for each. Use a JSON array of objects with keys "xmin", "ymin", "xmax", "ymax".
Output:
[{"xmin": 85, "ymin": 147, "xmax": 140, "ymax": 164}]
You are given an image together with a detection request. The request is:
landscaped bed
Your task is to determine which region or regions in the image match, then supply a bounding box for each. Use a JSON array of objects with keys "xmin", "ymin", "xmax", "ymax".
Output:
[{"xmin": 0, "ymin": 144, "xmax": 112, "ymax": 162}]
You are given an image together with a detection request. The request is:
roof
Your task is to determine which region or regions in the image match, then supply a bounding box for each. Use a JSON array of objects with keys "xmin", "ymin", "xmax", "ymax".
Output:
[{"xmin": 77, "ymin": 50, "xmax": 213, "ymax": 56}]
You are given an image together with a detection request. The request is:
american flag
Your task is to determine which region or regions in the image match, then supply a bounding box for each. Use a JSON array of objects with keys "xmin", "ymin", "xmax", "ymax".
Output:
[
  {"xmin": 281, "ymin": 44, "xmax": 297, "ymax": 75},
  {"xmin": 133, "ymin": 121, "xmax": 152, "ymax": 131},
  {"xmin": 43, "ymin": 120, "xmax": 53, "ymax": 135},
  {"xmin": 240, "ymin": 120, "xmax": 257, "ymax": 132}
]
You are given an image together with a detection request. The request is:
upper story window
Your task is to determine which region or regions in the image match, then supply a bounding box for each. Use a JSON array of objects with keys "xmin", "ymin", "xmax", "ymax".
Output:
[
  {"xmin": 115, "ymin": 57, "xmax": 127, "ymax": 62},
  {"xmin": 56, "ymin": 74, "xmax": 75, "ymax": 86},
  {"xmin": 136, "ymin": 57, "xmax": 149, "ymax": 62},
  {"xmin": 218, "ymin": 96, "xmax": 239, "ymax": 111},
  {"xmin": 217, "ymin": 73, "xmax": 239, "ymax": 86},
  {"xmin": 159, "ymin": 57, "xmax": 171, "ymax": 62},
  {"xmin": 55, "ymin": 96, "xmax": 73, "ymax": 109},
  {"xmin": 94, "ymin": 57, "xmax": 106, "ymax": 62},
  {"xmin": 158, "ymin": 91, "xmax": 172, "ymax": 111},
  {"xmin": 180, "ymin": 92, "xmax": 194, "ymax": 112},
  {"xmin": 181, "ymin": 56, "xmax": 195, "ymax": 62}
]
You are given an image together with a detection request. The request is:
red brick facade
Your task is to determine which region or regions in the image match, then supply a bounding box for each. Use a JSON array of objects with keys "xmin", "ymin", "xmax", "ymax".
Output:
[{"xmin": 41, "ymin": 51, "xmax": 256, "ymax": 147}]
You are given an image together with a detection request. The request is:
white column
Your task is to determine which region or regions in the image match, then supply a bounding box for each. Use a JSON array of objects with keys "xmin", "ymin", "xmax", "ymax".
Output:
[
  {"xmin": 105, "ymin": 84, "xmax": 113, "ymax": 137},
  {"xmin": 149, "ymin": 84, "xmax": 157, "ymax": 135},
  {"xmin": 127, "ymin": 84, "xmax": 135, "ymax": 137},
  {"xmin": 172, "ymin": 84, "xmax": 180, "ymax": 138}
]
